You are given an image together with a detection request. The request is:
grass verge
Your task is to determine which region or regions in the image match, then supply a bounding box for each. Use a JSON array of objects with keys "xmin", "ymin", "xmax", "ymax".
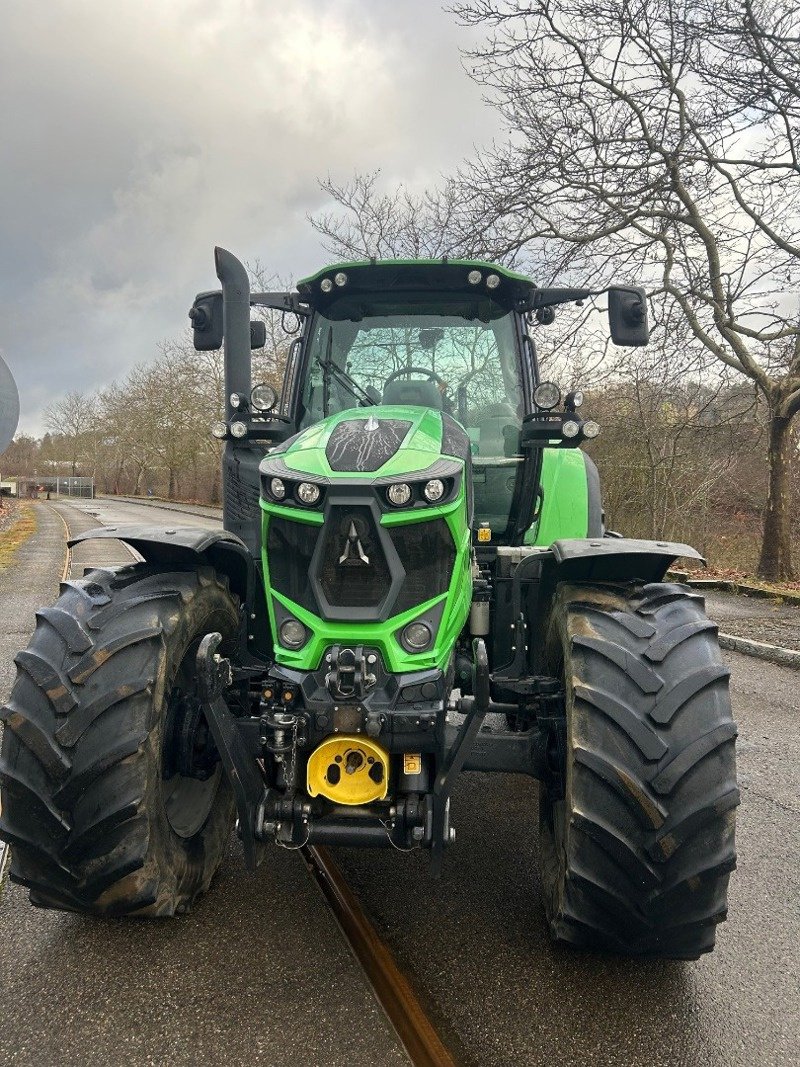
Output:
[{"xmin": 0, "ymin": 502, "xmax": 37, "ymax": 571}]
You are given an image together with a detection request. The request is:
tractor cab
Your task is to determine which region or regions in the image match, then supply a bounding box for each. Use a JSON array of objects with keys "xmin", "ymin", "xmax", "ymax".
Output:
[
  {"xmin": 192, "ymin": 255, "xmax": 647, "ymax": 552},
  {"xmin": 293, "ymin": 260, "xmax": 532, "ymax": 537}
]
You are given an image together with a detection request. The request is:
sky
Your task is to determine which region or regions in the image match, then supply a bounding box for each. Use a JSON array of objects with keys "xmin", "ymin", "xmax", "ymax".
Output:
[{"xmin": 0, "ymin": 0, "xmax": 501, "ymax": 435}]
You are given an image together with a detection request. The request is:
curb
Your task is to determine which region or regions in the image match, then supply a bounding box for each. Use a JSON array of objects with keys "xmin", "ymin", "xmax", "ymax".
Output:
[
  {"xmin": 718, "ymin": 632, "xmax": 800, "ymax": 669},
  {"xmin": 668, "ymin": 571, "xmax": 800, "ymax": 605}
]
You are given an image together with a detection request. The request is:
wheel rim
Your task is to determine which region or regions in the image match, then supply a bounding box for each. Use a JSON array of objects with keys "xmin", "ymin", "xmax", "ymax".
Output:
[{"xmin": 161, "ymin": 646, "xmax": 222, "ymax": 840}]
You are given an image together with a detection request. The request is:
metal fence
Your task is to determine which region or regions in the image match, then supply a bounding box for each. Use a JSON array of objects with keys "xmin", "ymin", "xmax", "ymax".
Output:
[{"xmin": 15, "ymin": 476, "xmax": 95, "ymax": 499}]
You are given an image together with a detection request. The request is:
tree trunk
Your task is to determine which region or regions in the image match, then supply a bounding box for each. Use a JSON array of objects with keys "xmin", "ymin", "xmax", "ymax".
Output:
[
  {"xmin": 168, "ymin": 467, "xmax": 176, "ymax": 500},
  {"xmin": 757, "ymin": 414, "xmax": 794, "ymax": 581}
]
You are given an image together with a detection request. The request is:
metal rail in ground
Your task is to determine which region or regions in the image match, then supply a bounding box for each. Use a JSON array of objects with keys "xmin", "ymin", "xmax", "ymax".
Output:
[
  {"xmin": 50, "ymin": 497, "xmax": 459, "ymax": 1066},
  {"xmin": 301, "ymin": 845, "xmax": 458, "ymax": 1067}
]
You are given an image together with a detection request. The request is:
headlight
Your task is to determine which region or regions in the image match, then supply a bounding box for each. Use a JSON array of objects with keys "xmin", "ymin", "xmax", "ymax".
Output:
[
  {"xmin": 279, "ymin": 619, "xmax": 306, "ymax": 649},
  {"xmin": 211, "ymin": 421, "xmax": 227, "ymax": 439},
  {"xmin": 565, "ymin": 389, "xmax": 584, "ymax": 410},
  {"xmin": 467, "ymin": 270, "xmax": 482, "ymax": 285},
  {"xmin": 583, "ymin": 420, "xmax": 600, "ymax": 439},
  {"xmin": 230, "ymin": 421, "xmax": 248, "ymax": 438},
  {"xmin": 562, "ymin": 420, "xmax": 581, "ymax": 438},
  {"xmin": 296, "ymin": 481, "xmax": 321, "ymax": 505},
  {"xmin": 402, "ymin": 621, "xmax": 432, "ymax": 651},
  {"xmin": 334, "ymin": 272, "xmax": 348, "ymax": 287},
  {"xmin": 423, "ymin": 478, "xmax": 445, "ymax": 503},
  {"xmin": 486, "ymin": 273, "xmax": 500, "ymax": 289},
  {"xmin": 230, "ymin": 392, "xmax": 244, "ymax": 409},
  {"xmin": 533, "ymin": 382, "xmax": 561, "ymax": 410},
  {"xmin": 270, "ymin": 477, "xmax": 286, "ymax": 500},
  {"xmin": 251, "ymin": 383, "xmax": 277, "ymax": 412},
  {"xmin": 387, "ymin": 483, "xmax": 412, "ymax": 506},
  {"xmin": 320, "ymin": 277, "xmax": 333, "ymax": 293}
]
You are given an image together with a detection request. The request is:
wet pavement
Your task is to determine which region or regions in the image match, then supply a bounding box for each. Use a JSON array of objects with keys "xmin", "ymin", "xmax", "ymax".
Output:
[
  {"xmin": 1, "ymin": 499, "xmax": 799, "ymax": 1066},
  {"xmin": 0, "ymin": 502, "xmax": 407, "ymax": 1067},
  {"xmin": 704, "ymin": 589, "xmax": 800, "ymax": 652}
]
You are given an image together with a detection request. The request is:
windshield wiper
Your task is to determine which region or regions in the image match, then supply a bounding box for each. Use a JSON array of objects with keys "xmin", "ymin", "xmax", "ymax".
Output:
[{"xmin": 318, "ymin": 330, "xmax": 375, "ymax": 412}]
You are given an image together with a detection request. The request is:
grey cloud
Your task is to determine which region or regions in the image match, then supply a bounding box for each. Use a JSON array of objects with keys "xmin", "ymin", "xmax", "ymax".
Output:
[{"xmin": 0, "ymin": 1, "xmax": 499, "ymax": 434}]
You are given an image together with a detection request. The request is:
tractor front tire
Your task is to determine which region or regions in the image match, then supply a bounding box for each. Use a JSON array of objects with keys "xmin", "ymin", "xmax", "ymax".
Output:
[
  {"xmin": 539, "ymin": 581, "xmax": 738, "ymax": 959},
  {"xmin": 0, "ymin": 565, "xmax": 239, "ymax": 916}
]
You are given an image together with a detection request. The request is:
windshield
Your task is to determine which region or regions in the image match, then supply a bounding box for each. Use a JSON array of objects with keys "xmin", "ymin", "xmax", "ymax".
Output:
[{"xmin": 300, "ymin": 311, "xmax": 526, "ymax": 531}]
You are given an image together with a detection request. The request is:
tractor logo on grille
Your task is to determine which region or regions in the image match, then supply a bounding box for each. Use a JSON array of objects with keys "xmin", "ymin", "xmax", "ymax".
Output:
[{"xmin": 338, "ymin": 521, "xmax": 370, "ymax": 566}]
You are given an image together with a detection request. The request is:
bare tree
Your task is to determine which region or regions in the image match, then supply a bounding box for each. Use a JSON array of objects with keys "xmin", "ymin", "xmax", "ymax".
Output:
[
  {"xmin": 442, "ymin": 0, "xmax": 800, "ymax": 577},
  {"xmin": 313, "ymin": 2, "xmax": 800, "ymax": 577},
  {"xmin": 43, "ymin": 391, "xmax": 92, "ymax": 477},
  {"xmin": 310, "ymin": 172, "xmax": 481, "ymax": 260}
]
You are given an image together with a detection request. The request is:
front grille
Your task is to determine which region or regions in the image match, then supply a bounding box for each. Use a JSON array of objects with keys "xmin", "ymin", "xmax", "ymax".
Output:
[
  {"xmin": 266, "ymin": 505, "xmax": 456, "ymax": 621},
  {"xmin": 392, "ymin": 519, "xmax": 455, "ymax": 614},
  {"xmin": 318, "ymin": 506, "xmax": 392, "ymax": 608},
  {"xmin": 267, "ymin": 516, "xmax": 319, "ymax": 613}
]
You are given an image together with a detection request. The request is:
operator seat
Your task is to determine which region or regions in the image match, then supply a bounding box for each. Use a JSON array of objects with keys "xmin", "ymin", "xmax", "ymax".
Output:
[{"xmin": 382, "ymin": 379, "xmax": 443, "ymax": 409}]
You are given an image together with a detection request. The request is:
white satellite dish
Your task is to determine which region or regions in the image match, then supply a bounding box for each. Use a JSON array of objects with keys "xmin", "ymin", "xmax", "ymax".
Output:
[{"xmin": 0, "ymin": 355, "xmax": 20, "ymax": 455}]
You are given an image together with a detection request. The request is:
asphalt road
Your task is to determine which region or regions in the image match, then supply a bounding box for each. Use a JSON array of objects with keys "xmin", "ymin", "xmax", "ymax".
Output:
[{"xmin": 1, "ymin": 498, "xmax": 799, "ymax": 1066}]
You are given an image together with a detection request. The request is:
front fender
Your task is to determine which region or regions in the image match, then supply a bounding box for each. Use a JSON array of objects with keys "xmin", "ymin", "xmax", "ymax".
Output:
[
  {"xmin": 68, "ymin": 525, "xmax": 255, "ymax": 603},
  {"xmin": 549, "ymin": 536, "xmax": 703, "ymax": 583}
]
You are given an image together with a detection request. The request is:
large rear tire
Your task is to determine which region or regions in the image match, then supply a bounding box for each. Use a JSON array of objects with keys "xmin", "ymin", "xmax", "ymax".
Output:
[
  {"xmin": 539, "ymin": 581, "xmax": 738, "ymax": 959},
  {"xmin": 0, "ymin": 565, "xmax": 239, "ymax": 916}
]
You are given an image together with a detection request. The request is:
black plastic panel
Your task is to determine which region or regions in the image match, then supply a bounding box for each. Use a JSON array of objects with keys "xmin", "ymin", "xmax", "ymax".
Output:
[
  {"xmin": 266, "ymin": 517, "xmax": 319, "ymax": 613},
  {"xmin": 318, "ymin": 506, "xmax": 392, "ymax": 607},
  {"xmin": 392, "ymin": 519, "xmax": 455, "ymax": 615}
]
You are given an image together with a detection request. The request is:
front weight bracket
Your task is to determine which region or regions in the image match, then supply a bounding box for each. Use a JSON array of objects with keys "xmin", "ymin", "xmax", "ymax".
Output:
[{"xmin": 196, "ymin": 632, "xmax": 267, "ymax": 870}]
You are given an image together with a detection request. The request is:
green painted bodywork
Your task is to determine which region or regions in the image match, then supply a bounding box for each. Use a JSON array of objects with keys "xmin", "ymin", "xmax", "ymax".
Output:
[
  {"xmin": 525, "ymin": 448, "xmax": 592, "ymax": 546},
  {"xmin": 260, "ymin": 405, "xmax": 472, "ymax": 674},
  {"xmin": 271, "ymin": 406, "xmax": 445, "ymax": 481},
  {"xmin": 258, "ymin": 255, "xmax": 595, "ymax": 677}
]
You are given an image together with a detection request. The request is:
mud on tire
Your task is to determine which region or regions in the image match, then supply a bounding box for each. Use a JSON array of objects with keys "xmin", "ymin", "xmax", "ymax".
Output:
[
  {"xmin": 0, "ymin": 565, "xmax": 239, "ymax": 916},
  {"xmin": 539, "ymin": 582, "xmax": 739, "ymax": 959}
]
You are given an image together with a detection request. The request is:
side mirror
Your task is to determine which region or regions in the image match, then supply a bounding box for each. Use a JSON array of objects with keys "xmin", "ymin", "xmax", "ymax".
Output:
[
  {"xmin": 190, "ymin": 291, "xmax": 223, "ymax": 351},
  {"xmin": 250, "ymin": 321, "xmax": 267, "ymax": 349},
  {"xmin": 608, "ymin": 287, "xmax": 649, "ymax": 347}
]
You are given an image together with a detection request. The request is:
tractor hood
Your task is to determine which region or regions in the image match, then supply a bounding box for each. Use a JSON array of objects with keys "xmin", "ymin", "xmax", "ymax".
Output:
[{"xmin": 264, "ymin": 406, "xmax": 468, "ymax": 479}]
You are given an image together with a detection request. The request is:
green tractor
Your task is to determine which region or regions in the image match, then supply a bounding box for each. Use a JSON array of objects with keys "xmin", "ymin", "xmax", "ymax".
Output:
[{"xmin": 0, "ymin": 250, "xmax": 737, "ymax": 958}]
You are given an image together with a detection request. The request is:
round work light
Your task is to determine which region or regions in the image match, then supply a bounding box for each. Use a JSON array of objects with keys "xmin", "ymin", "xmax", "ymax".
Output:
[
  {"xmin": 533, "ymin": 382, "xmax": 561, "ymax": 410},
  {"xmin": 423, "ymin": 479, "xmax": 445, "ymax": 503},
  {"xmin": 402, "ymin": 622, "xmax": 432, "ymax": 651}
]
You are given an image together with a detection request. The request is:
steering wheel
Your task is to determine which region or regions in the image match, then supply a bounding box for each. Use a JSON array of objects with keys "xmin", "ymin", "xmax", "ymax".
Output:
[{"xmin": 384, "ymin": 366, "xmax": 449, "ymax": 390}]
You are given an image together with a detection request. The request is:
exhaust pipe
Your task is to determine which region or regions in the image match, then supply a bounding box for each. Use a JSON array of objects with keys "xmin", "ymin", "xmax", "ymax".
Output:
[
  {"xmin": 214, "ymin": 246, "xmax": 252, "ymax": 421},
  {"xmin": 214, "ymin": 246, "xmax": 257, "ymax": 544}
]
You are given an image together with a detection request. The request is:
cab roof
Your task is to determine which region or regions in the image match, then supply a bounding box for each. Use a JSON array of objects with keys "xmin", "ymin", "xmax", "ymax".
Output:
[{"xmin": 296, "ymin": 258, "xmax": 537, "ymax": 318}]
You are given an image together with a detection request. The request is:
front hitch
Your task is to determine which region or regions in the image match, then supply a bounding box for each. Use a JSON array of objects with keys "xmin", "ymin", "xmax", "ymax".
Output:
[{"xmin": 196, "ymin": 632, "xmax": 267, "ymax": 870}]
